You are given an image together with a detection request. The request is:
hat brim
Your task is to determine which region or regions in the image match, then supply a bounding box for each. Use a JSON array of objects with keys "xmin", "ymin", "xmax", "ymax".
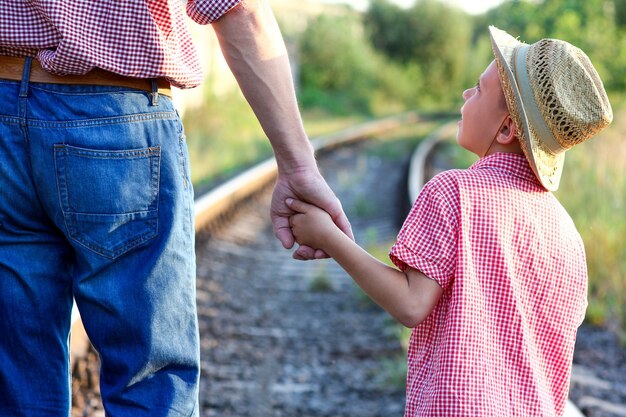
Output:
[{"xmin": 488, "ymin": 26, "xmax": 564, "ymax": 191}]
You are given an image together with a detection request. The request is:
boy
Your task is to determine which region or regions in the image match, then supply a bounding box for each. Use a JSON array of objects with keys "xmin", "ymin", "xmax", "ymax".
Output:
[{"xmin": 287, "ymin": 26, "xmax": 612, "ymax": 416}]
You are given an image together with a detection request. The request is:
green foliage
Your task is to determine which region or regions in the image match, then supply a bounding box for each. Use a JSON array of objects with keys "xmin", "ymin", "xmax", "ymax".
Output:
[
  {"xmin": 373, "ymin": 323, "xmax": 411, "ymax": 389},
  {"xmin": 295, "ymin": 0, "xmax": 626, "ymax": 114},
  {"xmin": 298, "ymin": 13, "xmax": 423, "ymax": 114},
  {"xmin": 482, "ymin": 0, "xmax": 626, "ymax": 92},
  {"xmin": 375, "ymin": 355, "xmax": 407, "ymax": 389},
  {"xmin": 616, "ymin": 0, "xmax": 626, "ymax": 27},
  {"xmin": 309, "ymin": 263, "xmax": 335, "ymax": 292},
  {"xmin": 364, "ymin": 0, "xmax": 472, "ymax": 105},
  {"xmin": 296, "ymin": 0, "xmax": 623, "ymax": 110},
  {"xmin": 353, "ymin": 196, "xmax": 377, "ymax": 218},
  {"xmin": 182, "ymin": 90, "xmax": 272, "ymax": 191},
  {"xmin": 555, "ymin": 105, "xmax": 626, "ymax": 330},
  {"xmin": 299, "ymin": 14, "xmax": 379, "ymax": 113}
]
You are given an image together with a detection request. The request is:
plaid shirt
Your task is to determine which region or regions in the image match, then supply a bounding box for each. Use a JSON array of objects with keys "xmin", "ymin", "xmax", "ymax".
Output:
[
  {"xmin": 0, "ymin": 0, "xmax": 241, "ymax": 89},
  {"xmin": 390, "ymin": 153, "xmax": 587, "ymax": 417}
]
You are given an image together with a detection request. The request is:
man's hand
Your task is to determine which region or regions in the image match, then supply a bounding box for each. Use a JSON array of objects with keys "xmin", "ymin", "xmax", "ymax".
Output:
[{"xmin": 271, "ymin": 167, "xmax": 353, "ymax": 260}]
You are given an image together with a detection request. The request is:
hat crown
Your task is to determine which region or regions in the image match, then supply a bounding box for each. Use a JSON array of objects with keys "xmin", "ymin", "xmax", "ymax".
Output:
[
  {"xmin": 488, "ymin": 25, "xmax": 613, "ymax": 190},
  {"xmin": 526, "ymin": 38, "xmax": 613, "ymax": 150}
]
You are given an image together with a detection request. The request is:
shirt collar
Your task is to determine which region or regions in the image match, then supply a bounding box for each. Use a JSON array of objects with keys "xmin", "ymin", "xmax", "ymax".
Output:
[{"xmin": 469, "ymin": 153, "xmax": 542, "ymax": 186}]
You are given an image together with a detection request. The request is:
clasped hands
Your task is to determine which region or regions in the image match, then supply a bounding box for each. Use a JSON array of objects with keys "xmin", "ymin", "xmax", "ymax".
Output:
[{"xmin": 270, "ymin": 169, "xmax": 352, "ymax": 260}]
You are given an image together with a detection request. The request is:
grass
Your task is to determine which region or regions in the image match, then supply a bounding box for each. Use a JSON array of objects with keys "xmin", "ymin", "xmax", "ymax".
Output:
[
  {"xmin": 183, "ymin": 91, "xmax": 271, "ymax": 192},
  {"xmin": 555, "ymin": 105, "xmax": 626, "ymax": 334},
  {"xmin": 437, "ymin": 140, "xmax": 478, "ymax": 168},
  {"xmin": 353, "ymin": 195, "xmax": 377, "ymax": 218},
  {"xmin": 309, "ymin": 263, "xmax": 335, "ymax": 293},
  {"xmin": 182, "ymin": 86, "xmax": 451, "ymax": 193},
  {"xmin": 375, "ymin": 355, "xmax": 409, "ymax": 389}
]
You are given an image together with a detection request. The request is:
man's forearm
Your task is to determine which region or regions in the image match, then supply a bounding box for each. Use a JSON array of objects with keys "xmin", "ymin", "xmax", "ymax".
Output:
[{"xmin": 212, "ymin": 0, "xmax": 316, "ymax": 174}]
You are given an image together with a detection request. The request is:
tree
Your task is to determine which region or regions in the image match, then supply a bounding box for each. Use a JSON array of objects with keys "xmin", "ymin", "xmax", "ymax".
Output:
[
  {"xmin": 364, "ymin": 0, "xmax": 472, "ymax": 105},
  {"xmin": 299, "ymin": 13, "xmax": 379, "ymax": 113},
  {"xmin": 484, "ymin": 0, "xmax": 626, "ymax": 92}
]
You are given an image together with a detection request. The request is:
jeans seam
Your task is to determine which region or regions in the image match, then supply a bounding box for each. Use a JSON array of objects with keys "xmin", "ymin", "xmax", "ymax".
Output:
[
  {"xmin": 27, "ymin": 111, "xmax": 177, "ymax": 129},
  {"xmin": 29, "ymin": 85, "xmax": 150, "ymax": 96},
  {"xmin": 178, "ymin": 133, "xmax": 188, "ymax": 189},
  {"xmin": 0, "ymin": 115, "xmax": 22, "ymax": 125},
  {"xmin": 54, "ymin": 145, "xmax": 73, "ymax": 250},
  {"xmin": 59, "ymin": 145, "xmax": 160, "ymax": 159},
  {"xmin": 153, "ymin": 146, "xmax": 161, "ymax": 221}
]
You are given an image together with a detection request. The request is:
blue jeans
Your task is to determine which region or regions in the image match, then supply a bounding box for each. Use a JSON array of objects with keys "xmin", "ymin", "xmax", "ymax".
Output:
[{"xmin": 0, "ymin": 60, "xmax": 199, "ymax": 416}]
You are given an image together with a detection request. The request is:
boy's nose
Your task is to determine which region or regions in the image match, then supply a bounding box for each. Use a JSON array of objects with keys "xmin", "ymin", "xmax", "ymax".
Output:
[{"xmin": 462, "ymin": 88, "xmax": 473, "ymax": 100}]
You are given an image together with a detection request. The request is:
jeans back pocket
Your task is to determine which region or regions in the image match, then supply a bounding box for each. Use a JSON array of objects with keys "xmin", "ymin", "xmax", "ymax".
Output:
[{"xmin": 54, "ymin": 144, "xmax": 160, "ymax": 259}]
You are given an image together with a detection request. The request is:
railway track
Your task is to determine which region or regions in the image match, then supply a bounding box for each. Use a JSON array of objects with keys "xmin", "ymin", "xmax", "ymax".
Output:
[{"xmin": 68, "ymin": 114, "xmax": 625, "ymax": 416}]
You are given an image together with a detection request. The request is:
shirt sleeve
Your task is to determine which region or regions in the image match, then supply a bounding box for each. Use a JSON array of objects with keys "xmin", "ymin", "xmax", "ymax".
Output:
[
  {"xmin": 389, "ymin": 174, "xmax": 459, "ymax": 291},
  {"xmin": 186, "ymin": 0, "xmax": 242, "ymax": 24}
]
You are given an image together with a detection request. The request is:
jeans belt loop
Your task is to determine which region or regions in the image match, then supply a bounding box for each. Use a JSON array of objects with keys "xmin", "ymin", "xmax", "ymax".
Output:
[
  {"xmin": 151, "ymin": 79, "xmax": 159, "ymax": 106},
  {"xmin": 19, "ymin": 57, "xmax": 32, "ymax": 98}
]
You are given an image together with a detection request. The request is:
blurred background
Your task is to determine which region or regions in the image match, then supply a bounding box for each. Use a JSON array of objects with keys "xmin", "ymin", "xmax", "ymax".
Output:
[{"xmin": 176, "ymin": 0, "xmax": 625, "ymax": 341}]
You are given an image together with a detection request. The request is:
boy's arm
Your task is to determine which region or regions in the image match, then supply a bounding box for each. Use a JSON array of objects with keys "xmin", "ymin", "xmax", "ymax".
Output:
[{"xmin": 288, "ymin": 199, "xmax": 443, "ymax": 328}]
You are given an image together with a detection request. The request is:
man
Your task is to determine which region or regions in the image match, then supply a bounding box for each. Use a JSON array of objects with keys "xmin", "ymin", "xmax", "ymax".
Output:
[{"xmin": 0, "ymin": 1, "xmax": 352, "ymax": 416}]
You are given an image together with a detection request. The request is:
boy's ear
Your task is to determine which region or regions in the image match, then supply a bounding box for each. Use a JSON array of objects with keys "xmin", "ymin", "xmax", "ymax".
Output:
[{"xmin": 497, "ymin": 115, "xmax": 517, "ymax": 145}]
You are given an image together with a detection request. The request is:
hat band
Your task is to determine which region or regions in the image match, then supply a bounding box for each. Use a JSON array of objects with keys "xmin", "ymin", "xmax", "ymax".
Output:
[{"xmin": 513, "ymin": 45, "xmax": 565, "ymax": 154}]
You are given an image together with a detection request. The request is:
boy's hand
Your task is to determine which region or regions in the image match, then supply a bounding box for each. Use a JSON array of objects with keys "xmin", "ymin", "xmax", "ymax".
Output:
[
  {"xmin": 271, "ymin": 170, "xmax": 353, "ymax": 260},
  {"xmin": 287, "ymin": 198, "xmax": 338, "ymax": 252}
]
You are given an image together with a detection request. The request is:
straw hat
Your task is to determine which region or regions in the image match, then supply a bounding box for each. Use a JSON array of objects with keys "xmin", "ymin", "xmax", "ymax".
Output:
[{"xmin": 488, "ymin": 26, "xmax": 613, "ymax": 191}]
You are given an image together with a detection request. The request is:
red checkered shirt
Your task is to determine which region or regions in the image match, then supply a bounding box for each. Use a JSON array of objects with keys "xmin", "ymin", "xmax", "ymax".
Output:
[
  {"xmin": 0, "ymin": 0, "xmax": 241, "ymax": 89},
  {"xmin": 390, "ymin": 153, "xmax": 587, "ymax": 417}
]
